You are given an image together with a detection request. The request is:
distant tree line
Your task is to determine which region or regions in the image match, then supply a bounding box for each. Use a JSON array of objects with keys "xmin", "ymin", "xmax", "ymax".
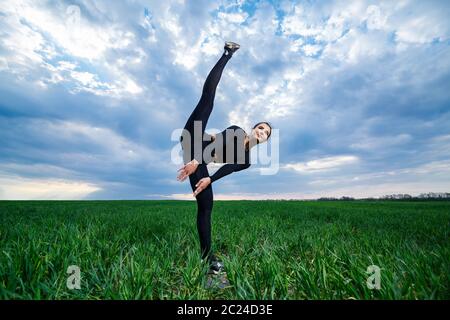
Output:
[{"xmin": 315, "ymin": 192, "xmax": 450, "ymax": 201}]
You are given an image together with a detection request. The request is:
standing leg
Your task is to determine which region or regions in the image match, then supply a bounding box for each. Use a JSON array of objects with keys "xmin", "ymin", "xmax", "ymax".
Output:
[{"xmin": 189, "ymin": 164, "xmax": 214, "ymax": 260}]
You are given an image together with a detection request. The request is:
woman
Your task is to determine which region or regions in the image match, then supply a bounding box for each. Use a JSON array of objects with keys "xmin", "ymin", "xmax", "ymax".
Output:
[{"xmin": 178, "ymin": 41, "xmax": 272, "ymax": 274}]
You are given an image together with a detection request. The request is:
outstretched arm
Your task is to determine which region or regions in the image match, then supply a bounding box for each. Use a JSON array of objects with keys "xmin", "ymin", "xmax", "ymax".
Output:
[
  {"xmin": 209, "ymin": 163, "xmax": 251, "ymax": 183},
  {"xmin": 192, "ymin": 163, "xmax": 250, "ymax": 196}
]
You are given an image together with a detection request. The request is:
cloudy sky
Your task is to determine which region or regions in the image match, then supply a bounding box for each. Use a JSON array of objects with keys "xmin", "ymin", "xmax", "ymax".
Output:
[{"xmin": 1, "ymin": 0, "xmax": 449, "ymax": 200}]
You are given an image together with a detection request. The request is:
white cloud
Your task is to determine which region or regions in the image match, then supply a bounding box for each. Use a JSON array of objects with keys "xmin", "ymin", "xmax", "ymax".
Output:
[
  {"xmin": 172, "ymin": 33, "xmax": 206, "ymax": 70},
  {"xmin": 394, "ymin": 9, "xmax": 450, "ymax": 44},
  {"xmin": 70, "ymin": 71, "xmax": 103, "ymax": 87},
  {"xmin": 289, "ymin": 38, "xmax": 304, "ymax": 52},
  {"xmin": 285, "ymin": 156, "xmax": 359, "ymax": 173},
  {"xmin": 200, "ymin": 36, "xmax": 224, "ymax": 56},
  {"xmin": 0, "ymin": 174, "xmax": 100, "ymax": 200},
  {"xmin": 217, "ymin": 12, "xmax": 248, "ymax": 24},
  {"xmin": 0, "ymin": 0, "xmax": 144, "ymax": 98},
  {"xmin": 281, "ymin": 1, "xmax": 367, "ymax": 42},
  {"xmin": 366, "ymin": 5, "xmax": 387, "ymax": 30},
  {"xmin": 322, "ymin": 28, "xmax": 391, "ymax": 64},
  {"xmin": 281, "ymin": 5, "xmax": 323, "ymax": 38},
  {"xmin": 37, "ymin": 60, "xmax": 143, "ymax": 97},
  {"xmin": 1, "ymin": 0, "xmax": 134, "ymax": 61},
  {"xmin": 302, "ymin": 44, "xmax": 322, "ymax": 56}
]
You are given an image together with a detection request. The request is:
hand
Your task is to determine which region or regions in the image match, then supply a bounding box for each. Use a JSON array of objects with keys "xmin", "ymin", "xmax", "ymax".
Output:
[
  {"xmin": 177, "ymin": 159, "xmax": 199, "ymax": 182},
  {"xmin": 193, "ymin": 177, "xmax": 211, "ymax": 197}
]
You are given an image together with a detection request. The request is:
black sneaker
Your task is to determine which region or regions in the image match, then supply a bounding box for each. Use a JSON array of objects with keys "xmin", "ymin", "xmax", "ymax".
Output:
[
  {"xmin": 224, "ymin": 41, "xmax": 240, "ymax": 56},
  {"xmin": 208, "ymin": 255, "xmax": 225, "ymax": 274}
]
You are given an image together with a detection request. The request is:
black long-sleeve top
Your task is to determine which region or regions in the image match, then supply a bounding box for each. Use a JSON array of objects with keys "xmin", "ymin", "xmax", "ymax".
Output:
[{"xmin": 204, "ymin": 125, "xmax": 251, "ymax": 182}]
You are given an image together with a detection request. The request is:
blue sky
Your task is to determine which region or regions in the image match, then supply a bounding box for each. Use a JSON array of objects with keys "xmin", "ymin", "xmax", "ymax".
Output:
[{"xmin": 0, "ymin": 0, "xmax": 450, "ymax": 200}]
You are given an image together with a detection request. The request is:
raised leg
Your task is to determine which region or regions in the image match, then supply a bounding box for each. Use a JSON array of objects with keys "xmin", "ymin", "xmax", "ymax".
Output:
[
  {"xmin": 182, "ymin": 53, "xmax": 232, "ymax": 140},
  {"xmin": 181, "ymin": 52, "xmax": 232, "ymax": 165}
]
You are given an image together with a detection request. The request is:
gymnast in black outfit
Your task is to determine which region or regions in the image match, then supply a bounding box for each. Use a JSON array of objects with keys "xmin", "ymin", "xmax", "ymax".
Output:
[{"xmin": 178, "ymin": 42, "xmax": 272, "ymax": 273}]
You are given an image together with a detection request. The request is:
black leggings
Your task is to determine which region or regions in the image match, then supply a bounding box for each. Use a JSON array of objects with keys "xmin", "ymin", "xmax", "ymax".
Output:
[{"xmin": 181, "ymin": 52, "xmax": 232, "ymax": 260}]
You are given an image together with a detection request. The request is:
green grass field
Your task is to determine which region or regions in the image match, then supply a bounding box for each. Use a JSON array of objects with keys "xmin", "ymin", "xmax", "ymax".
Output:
[{"xmin": 0, "ymin": 200, "xmax": 449, "ymax": 300}]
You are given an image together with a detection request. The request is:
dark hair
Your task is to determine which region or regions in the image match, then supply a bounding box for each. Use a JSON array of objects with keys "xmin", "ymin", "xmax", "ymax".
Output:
[
  {"xmin": 245, "ymin": 121, "xmax": 272, "ymax": 151},
  {"xmin": 253, "ymin": 121, "xmax": 272, "ymax": 139}
]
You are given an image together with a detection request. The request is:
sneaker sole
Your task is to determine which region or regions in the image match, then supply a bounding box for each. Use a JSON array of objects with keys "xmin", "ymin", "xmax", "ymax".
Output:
[{"xmin": 225, "ymin": 41, "xmax": 240, "ymax": 50}]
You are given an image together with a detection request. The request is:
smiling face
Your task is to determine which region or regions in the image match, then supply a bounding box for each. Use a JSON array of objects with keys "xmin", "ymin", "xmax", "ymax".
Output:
[{"xmin": 251, "ymin": 122, "xmax": 271, "ymax": 143}]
